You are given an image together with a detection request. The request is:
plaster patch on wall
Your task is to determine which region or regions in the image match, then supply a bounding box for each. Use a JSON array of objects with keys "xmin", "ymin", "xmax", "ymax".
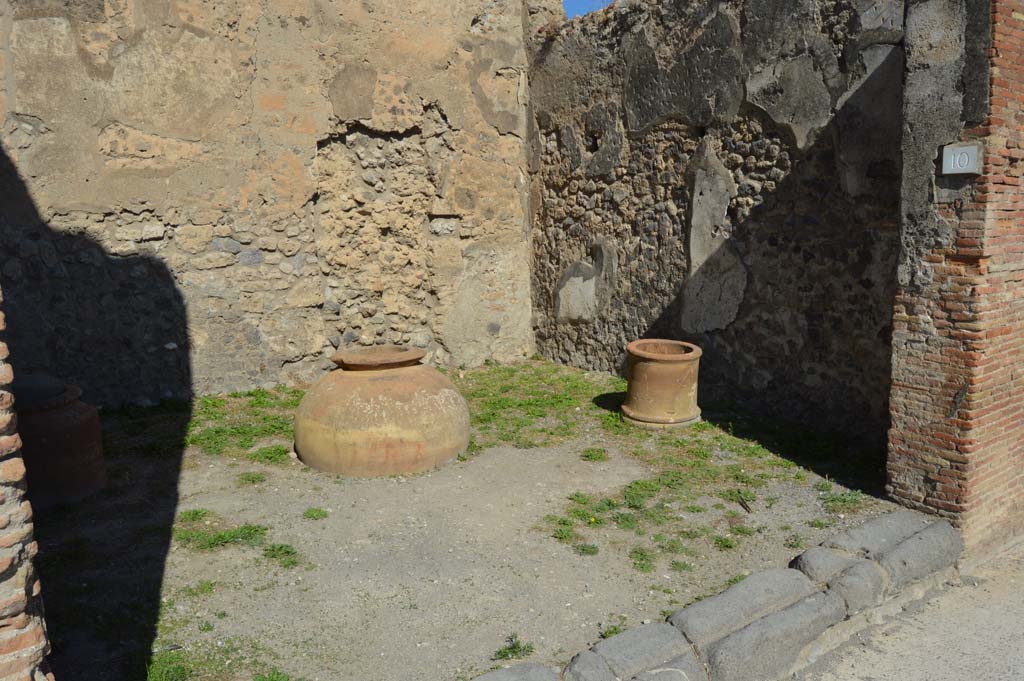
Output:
[{"xmin": 681, "ymin": 141, "xmax": 745, "ymax": 333}]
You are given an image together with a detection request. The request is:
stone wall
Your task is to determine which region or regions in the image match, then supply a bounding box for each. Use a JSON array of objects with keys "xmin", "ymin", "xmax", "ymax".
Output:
[
  {"xmin": 0, "ymin": 0, "xmax": 535, "ymax": 406},
  {"xmin": 0, "ymin": 284, "xmax": 52, "ymax": 680},
  {"xmin": 528, "ymin": 0, "xmax": 905, "ymax": 440},
  {"xmin": 888, "ymin": 0, "xmax": 1024, "ymax": 557}
]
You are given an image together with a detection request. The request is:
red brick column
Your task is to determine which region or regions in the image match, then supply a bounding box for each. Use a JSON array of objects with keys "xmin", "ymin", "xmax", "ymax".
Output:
[
  {"xmin": 888, "ymin": 0, "xmax": 1024, "ymax": 557},
  {"xmin": 0, "ymin": 286, "xmax": 52, "ymax": 680}
]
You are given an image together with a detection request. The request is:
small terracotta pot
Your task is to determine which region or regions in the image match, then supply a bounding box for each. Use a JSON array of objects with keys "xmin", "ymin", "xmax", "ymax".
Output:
[
  {"xmin": 15, "ymin": 373, "xmax": 106, "ymax": 510},
  {"xmin": 294, "ymin": 345, "xmax": 470, "ymax": 477},
  {"xmin": 621, "ymin": 339, "xmax": 702, "ymax": 428}
]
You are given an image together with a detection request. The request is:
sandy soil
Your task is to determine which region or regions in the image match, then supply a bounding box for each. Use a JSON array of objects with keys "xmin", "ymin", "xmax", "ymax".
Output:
[{"xmin": 158, "ymin": 440, "xmax": 894, "ymax": 681}]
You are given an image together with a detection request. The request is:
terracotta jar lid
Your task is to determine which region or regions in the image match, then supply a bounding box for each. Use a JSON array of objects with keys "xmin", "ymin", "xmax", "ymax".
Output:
[
  {"xmin": 330, "ymin": 345, "xmax": 426, "ymax": 371},
  {"xmin": 626, "ymin": 339, "xmax": 702, "ymax": 362}
]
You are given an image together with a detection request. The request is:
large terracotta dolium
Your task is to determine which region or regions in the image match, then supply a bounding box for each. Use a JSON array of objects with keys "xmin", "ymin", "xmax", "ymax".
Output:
[
  {"xmin": 621, "ymin": 339, "xmax": 702, "ymax": 429},
  {"xmin": 14, "ymin": 372, "xmax": 106, "ymax": 510},
  {"xmin": 294, "ymin": 345, "xmax": 470, "ymax": 476}
]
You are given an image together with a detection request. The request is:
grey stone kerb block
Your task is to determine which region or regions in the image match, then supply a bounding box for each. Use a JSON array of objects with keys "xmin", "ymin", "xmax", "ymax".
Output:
[
  {"xmin": 591, "ymin": 623, "xmax": 691, "ymax": 679},
  {"xmin": 877, "ymin": 520, "xmax": 963, "ymax": 590},
  {"xmin": 705, "ymin": 591, "xmax": 847, "ymax": 681},
  {"xmin": 668, "ymin": 568, "xmax": 816, "ymax": 653}
]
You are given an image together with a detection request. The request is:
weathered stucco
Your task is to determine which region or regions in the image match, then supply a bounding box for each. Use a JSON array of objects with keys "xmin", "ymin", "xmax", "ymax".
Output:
[
  {"xmin": 529, "ymin": 0, "xmax": 905, "ymax": 439},
  {"xmin": 0, "ymin": 0, "xmax": 535, "ymax": 405}
]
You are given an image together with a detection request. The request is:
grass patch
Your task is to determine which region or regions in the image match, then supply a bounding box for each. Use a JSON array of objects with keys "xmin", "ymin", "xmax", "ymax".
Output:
[
  {"xmin": 599, "ymin": 616, "xmax": 627, "ymax": 639},
  {"xmin": 719, "ymin": 488, "xmax": 757, "ymax": 506},
  {"xmin": 492, "ymin": 633, "xmax": 534, "ymax": 661},
  {"xmin": 185, "ymin": 390, "xmax": 296, "ymax": 458},
  {"xmin": 263, "ymin": 543, "xmax": 300, "ymax": 569},
  {"xmin": 629, "ymin": 546, "xmax": 656, "ymax": 572},
  {"xmin": 726, "ymin": 573, "xmax": 748, "ymax": 587},
  {"xmin": 174, "ymin": 513, "xmax": 268, "ymax": 551},
  {"xmin": 581, "ymin": 447, "xmax": 609, "ymax": 462},
  {"xmin": 658, "ymin": 538, "xmax": 693, "ymax": 555},
  {"xmin": 623, "ymin": 479, "xmax": 661, "ymax": 509},
  {"xmin": 613, "ymin": 512, "xmax": 640, "ymax": 531},
  {"xmin": 670, "ymin": 560, "xmax": 695, "ymax": 572},
  {"xmin": 182, "ymin": 580, "xmax": 216, "ymax": 598},
  {"xmin": 784, "ymin": 534, "xmax": 806, "ymax": 550},
  {"xmin": 147, "ymin": 650, "xmax": 191, "ymax": 681},
  {"xmin": 178, "ymin": 509, "xmax": 211, "ymax": 523},
  {"xmin": 254, "ymin": 672, "xmax": 291, "ymax": 681},
  {"xmin": 453, "ymin": 361, "xmax": 622, "ymax": 451},
  {"xmin": 569, "ymin": 491, "xmax": 594, "ymax": 506},
  {"xmin": 249, "ymin": 445, "xmax": 291, "ymax": 465},
  {"xmin": 238, "ymin": 472, "xmax": 267, "ymax": 485},
  {"xmin": 574, "ymin": 543, "xmax": 599, "ymax": 556},
  {"xmin": 712, "ymin": 535, "xmax": 738, "ymax": 551},
  {"xmin": 822, "ymin": 490, "xmax": 868, "ymax": 514},
  {"xmin": 303, "ymin": 507, "xmax": 329, "ymax": 520}
]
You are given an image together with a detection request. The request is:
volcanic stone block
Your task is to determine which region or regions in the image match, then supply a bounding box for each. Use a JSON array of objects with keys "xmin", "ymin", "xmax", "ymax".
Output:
[
  {"xmin": 878, "ymin": 521, "xmax": 963, "ymax": 590},
  {"xmin": 475, "ymin": 663, "xmax": 560, "ymax": 681},
  {"xmin": 746, "ymin": 54, "xmax": 832, "ymax": 150},
  {"xmin": 668, "ymin": 569, "xmax": 816, "ymax": 652},
  {"xmin": 631, "ymin": 649, "xmax": 709, "ymax": 681},
  {"xmin": 623, "ymin": 10, "xmax": 743, "ymax": 132},
  {"xmin": 563, "ymin": 650, "xmax": 616, "ymax": 681},
  {"xmin": 592, "ymin": 623, "xmax": 690, "ymax": 679},
  {"xmin": 705, "ymin": 591, "xmax": 847, "ymax": 681},
  {"xmin": 790, "ymin": 546, "xmax": 855, "ymax": 584},
  {"xmin": 824, "ymin": 511, "xmax": 931, "ymax": 558},
  {"xmin": 854, "ymin": 0, "xmax": 905, "ymax": 45},
  {"xmin": 829, "ymin": 560, "xmax": 888, "ymax": 614}
]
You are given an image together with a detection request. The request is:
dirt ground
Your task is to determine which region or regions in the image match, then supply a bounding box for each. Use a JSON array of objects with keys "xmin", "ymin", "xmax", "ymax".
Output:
[{"xmin": 32, "ymin": 362, "xmax": 896, "ymax": 681}]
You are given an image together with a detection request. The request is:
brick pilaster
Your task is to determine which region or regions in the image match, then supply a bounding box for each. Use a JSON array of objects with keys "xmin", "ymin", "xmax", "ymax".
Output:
[
  {"xmin": 889, "ymin": 0, "xmax": 1024, "ymax": 557},
  {"xmin": 0, "ymin": 286, "xmax": 52, "ymax": 680}
]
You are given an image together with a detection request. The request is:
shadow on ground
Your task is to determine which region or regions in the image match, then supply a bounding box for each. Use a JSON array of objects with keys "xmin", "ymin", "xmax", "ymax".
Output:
[
  {"xmin": 591, "ymin": 392, "xmax": 886, "ymax": 499},
  {"xmin": 0, "ymin": 146, "xmax": 192, "ymax": 679}
]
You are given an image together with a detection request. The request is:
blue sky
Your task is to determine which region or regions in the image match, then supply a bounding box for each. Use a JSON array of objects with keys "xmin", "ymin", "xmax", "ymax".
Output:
[{"xmin": 564, "ymin": 0, "xmax": 614, "ymax": 18}]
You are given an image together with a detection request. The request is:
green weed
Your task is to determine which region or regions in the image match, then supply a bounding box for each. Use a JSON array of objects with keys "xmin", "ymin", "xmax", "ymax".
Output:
[
  {"xmin": 599, "ymin": 616, "xmax": 627, "ymax": 639},
  {"xmin": 249, "ymin": 445, "xmax": 290, "ymax": 465},
  {"xmin": 254, "ymin": 671, "xmax": 291, "ymax": 681},
  {"xmin": 492, "ymin": 633, "xmax": 534, "ymax": 661},
  {"xmin": 784, "ymin": 534, "xmax": 806, "ymax": 550},
  {"xmin": 263, "ymin": 544, "xmax": 300, "ymax": 569},
  {"xmin": 183, "ymin": 580, "xmax": 216, "ymax": 597},
  {"xmin": 178, "ymin": 509, "xmax": 211, "ymax": 523},
  {"xmin": 712, "ymin": 535, "xmax": 738, "ymax": 550},
  {"xmin": 822, "ymin": 490, "xmax": 867, "ymax": 514},
  {"xmin": 174, "ymin": 524, "xmax": 268, "ymax": 551},
  {"xmin": 629, "ymin": 547, "xmax": 656, "ymax": 572}
]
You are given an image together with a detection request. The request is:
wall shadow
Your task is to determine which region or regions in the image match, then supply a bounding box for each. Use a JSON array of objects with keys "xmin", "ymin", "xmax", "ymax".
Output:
[
  {"xmin": 0, "ymin": 147, "xmax": 191, "ymax": 679},
  {"xmin": 599, "ymin": 47, "xmax": 904, "ymax": 496}
]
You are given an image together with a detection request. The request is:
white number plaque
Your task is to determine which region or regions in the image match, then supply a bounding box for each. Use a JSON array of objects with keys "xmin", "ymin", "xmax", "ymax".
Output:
[{"xmin": 941, "ymin": 142, "xmax": 982, "ymax": 175}]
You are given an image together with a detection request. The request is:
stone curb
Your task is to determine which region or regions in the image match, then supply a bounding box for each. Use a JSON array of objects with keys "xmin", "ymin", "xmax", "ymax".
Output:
[{"xmin": 476, "ymin": 512, "xmax": 962, "ymax": 681}]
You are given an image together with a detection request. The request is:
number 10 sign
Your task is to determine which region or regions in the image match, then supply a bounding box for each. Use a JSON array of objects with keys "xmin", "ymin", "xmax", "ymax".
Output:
[{"xmin": 941, "ymin": 142, "xmax": 982, "ymax": 175}]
